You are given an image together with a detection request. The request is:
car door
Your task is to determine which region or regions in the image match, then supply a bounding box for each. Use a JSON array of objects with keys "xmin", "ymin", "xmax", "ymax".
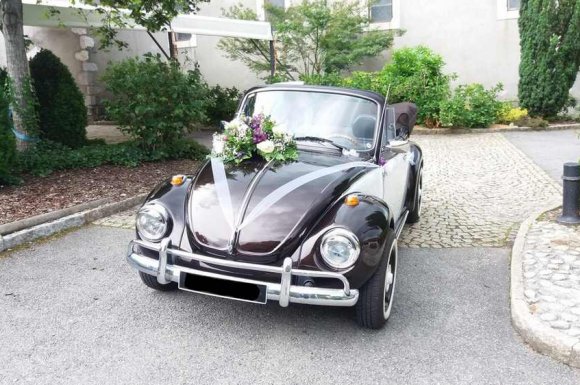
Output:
[{"xmin": 380, "ymin": 107, "xmax": 411, "ymax": 223}]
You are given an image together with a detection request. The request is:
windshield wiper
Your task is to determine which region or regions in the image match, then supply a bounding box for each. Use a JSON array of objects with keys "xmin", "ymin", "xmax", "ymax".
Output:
[{"xmin": 294, "ymin": 136, "xmax": 346, "ymax": 150}]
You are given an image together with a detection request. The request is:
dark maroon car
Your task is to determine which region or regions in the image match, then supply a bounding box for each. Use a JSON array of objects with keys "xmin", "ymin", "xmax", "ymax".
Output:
[{"xmin": 127, "ymin": 84, "xmax": 423, "ymax": 329}]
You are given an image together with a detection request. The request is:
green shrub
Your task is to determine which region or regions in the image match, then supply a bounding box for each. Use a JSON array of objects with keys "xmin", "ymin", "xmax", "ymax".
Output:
[
  {"xmin": 29, "ymin": 49, "xmax": 87, "ymax": 148},
  {"xmin": 16, "ymin": 139, "xmax": 208, "ymax": 177},
  {"xmin": 382, "ymin": 46, "xmax": 454, "ymax": 127},
  {"xmin": 205, "ymin": 85, "xmax": 241, "ymax": 125},
  {"xmin": 103, "ymin": 54, "xmax": 208, "ymax": 150},
  {"xmin": 306, "ymin": 46, "xmax": 454, "ymax": 127},
  {"xmin": 0, "ymin": 69, "xmax": 18, "ymax": 185},
  {"xmin": 497, "ymin": 105, "xmax": 528, "ymax": 124},
  {"xmin": 439, "ymin": 83, "xmax": 504, "ymax": 128}
]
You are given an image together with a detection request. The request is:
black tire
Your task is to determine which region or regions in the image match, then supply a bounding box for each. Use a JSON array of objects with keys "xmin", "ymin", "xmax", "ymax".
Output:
[
  {"xmin": 139, "ymin": 271, "xmax": 178, "ymax": 291},
  {"xmin": 356, "ymin": 233, "xmax": 398, "ymax": 329},
  {"xmin": 407, "ymin": 165, "xmax": 423, "ymax": 224}
]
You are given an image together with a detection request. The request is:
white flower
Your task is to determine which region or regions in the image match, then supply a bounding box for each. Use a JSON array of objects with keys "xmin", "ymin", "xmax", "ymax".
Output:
[
  {"xmin": 256, "ymin": 140, "xmax": 275, "ymax": 154},
  {"xmin": 272, "ymin": 123, "xmax": 287, "ymax": 136},
  {"xmin": 212, "ymin": 134, "xmax": 226, "ymax": 155},
  {"xmin": 224, "ymin": 120, "xmax": 240, "ymax": 131}
]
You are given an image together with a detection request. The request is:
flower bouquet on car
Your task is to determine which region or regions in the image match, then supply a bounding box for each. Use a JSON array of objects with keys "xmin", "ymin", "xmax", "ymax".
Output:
[{"xmin": 211, "ymin": 114, "xmax": 298, "ymax": 164}]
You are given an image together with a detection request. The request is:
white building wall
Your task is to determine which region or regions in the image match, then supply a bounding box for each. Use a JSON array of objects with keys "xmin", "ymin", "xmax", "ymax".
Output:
[{"xmin": 358, "ymin": 0, "xmax": 579, "ymax": 101}]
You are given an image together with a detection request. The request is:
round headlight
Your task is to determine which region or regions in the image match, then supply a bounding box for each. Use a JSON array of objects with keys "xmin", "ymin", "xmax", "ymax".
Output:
[
  {"xmin": 136, "ymin": 204, "xmax": 170, "ymax": 242},
  {"xmin": 320, "ymin": 228, "xmax": 360, "ymax": 269}
]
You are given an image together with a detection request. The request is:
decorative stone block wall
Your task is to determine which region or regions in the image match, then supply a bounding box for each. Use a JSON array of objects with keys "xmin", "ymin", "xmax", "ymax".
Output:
[{"xmin": 72, "ymin": 28, "xmax": 99, "ymax": 121}]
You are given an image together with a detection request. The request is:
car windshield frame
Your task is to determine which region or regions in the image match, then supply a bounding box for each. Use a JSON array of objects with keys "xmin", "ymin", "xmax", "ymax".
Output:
[{"xmin": 236, "ymin": 87, "xmax": 383, "ymax": 154}]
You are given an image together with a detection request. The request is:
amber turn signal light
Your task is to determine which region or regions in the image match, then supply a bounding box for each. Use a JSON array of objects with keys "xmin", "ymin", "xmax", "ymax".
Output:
[
  {"xmin": 171, "ymin": 175, "xmax": 185, "ymax": 186},
  {"xmin": 344, "ymin": 194, "xmax": 359, "ymax": 207}
]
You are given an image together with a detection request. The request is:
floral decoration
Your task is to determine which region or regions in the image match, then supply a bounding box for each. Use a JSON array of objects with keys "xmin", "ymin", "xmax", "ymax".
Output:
[{"xmin": 211, "ymin": 114, "xmax": 298, "ymax": 164}]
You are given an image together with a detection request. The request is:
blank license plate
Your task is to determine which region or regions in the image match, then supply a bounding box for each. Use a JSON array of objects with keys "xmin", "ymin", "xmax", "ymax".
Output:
[{"xmin": 179, "ymin": 272, "xmax": 267, "ymax": 304}]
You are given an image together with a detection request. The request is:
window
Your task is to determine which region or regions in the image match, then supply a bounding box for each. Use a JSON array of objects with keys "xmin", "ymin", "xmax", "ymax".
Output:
[
  {"xmin": 267, "ymin": 0, "xmax": 285, "ymax": 8},
  {"xmin": 507, "ymin": 0, "xmax": 520, "ymax": 11},
  {"xmin": 497, "ymin": 0, "xmax": 520, "ymax": 19},
  {"xmin": 370, "ymin": 0, "xmax": 393, "ymax": 23}
]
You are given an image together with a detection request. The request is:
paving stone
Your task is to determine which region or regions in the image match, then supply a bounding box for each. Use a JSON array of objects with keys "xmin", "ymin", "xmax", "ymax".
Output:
[
  {"xmin": 398, "ymin": 134, "xmax": 560, "ymax": 248},
  {"xmin": 540, "ymin": 312, "xmax": 557, "ymax": 322},
  {"xmin": 550, "ymin": 320, "xmax": 571, "ymax": 330},
  {"xmin": 522, "ymin": 213, "xmax": 580, "ymax": 339}
]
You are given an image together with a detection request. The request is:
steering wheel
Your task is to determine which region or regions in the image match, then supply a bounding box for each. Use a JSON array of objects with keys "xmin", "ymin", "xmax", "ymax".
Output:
[{"xmin": 326, "ymin": 134, "xmax": 359, "ymax": 147}]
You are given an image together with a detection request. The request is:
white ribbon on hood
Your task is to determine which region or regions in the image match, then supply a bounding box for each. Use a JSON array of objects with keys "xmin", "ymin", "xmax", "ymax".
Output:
[
  {"xmin": 238, "ymin": 161, "xmax": 377, "ymax": 230},
  {"xmin": 210, "ymin": 158, "xmax": 377, "ymax": 232}
]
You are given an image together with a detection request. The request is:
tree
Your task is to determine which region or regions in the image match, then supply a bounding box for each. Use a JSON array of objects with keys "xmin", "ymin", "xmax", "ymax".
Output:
[
  {"xmin": 1, "ymin": 0, "xmax": 34, "ymax": 151},
  {"xmin": 219, "ymin": 0, "xmax": 400, "ymax": 81},
  {"xmin": 518, "ymin": 0, "xmax": 580, "ymax": 117}
]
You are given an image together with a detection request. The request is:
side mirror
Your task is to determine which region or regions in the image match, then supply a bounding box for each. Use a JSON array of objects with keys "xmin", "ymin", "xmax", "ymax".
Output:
[
  {"xmin": 388, "ymin": 139, "xmax": 408, "ymax": 148},
  {"xmin": 396, "ymin": 125, "xmax": 410, "ymax": 140},
  {"xmin": 391, "ymin": 102, "xmax": 417, "ymax": 139}
]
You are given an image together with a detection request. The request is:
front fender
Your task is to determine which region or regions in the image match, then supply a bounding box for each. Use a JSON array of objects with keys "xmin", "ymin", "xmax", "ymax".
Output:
[
  {"xmin": 139, "ymin": 176, "xmax": 194, "ymax": 247},
  {"xmin": 297, "ymin": 193, "xmax": 395, "ymax": 289}
]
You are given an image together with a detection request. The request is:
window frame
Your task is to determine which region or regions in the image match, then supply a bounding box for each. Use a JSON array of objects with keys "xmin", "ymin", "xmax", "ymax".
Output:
[
  {"xmin": 497, "ymin": 0, "xmax": 520, "ymax": 20},
  {"xmin": 368, "ymin": 0, "xmax": 400, "ymax": 30}
]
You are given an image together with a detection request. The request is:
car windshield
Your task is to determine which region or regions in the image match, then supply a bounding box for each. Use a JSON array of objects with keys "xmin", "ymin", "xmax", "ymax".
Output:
[{"xmin": 240, "ymin": 90, "xmax": 379, "ymax": 151}]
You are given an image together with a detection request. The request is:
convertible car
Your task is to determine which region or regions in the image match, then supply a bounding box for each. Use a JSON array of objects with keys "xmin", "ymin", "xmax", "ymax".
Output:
[{"xmin": 127, "ymin": 84, "xmax": 423, "ymax": 329}]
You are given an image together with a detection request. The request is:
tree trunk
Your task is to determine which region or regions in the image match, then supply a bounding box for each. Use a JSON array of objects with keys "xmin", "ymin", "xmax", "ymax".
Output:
[
  {"xmin": 168, "ymin": 31, "xmax": 178, "ymax": 60},
  {"xmin": 1, "ymin": 0, "xmax": 30, "ymax": 151}
]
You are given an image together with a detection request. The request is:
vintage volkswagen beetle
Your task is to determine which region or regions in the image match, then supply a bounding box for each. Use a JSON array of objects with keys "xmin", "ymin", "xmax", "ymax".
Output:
[{"xmin": 127, "ymin": 84, "xmax": 423, "ymax": 329}]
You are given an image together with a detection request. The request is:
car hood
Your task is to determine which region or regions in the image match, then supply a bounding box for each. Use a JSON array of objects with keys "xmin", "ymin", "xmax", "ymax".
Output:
[{"xmin": 187, "ymin": 152, "xmax": 377, "ymax": 261}]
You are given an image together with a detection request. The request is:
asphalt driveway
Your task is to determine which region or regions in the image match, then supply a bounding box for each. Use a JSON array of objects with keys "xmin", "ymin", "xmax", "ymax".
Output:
[
  {"xmin": 1, "ymin": 226, "xmax": 578, "ymax": 384},
  {"xmin": 503, "ymin": 129, "xmax": 580, "ymax": 183}
]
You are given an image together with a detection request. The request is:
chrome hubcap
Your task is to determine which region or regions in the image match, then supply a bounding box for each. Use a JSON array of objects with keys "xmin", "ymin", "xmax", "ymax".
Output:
[
  {"xmin": 417, "ymin": 170, "xmax": 423, "ymax": 216},
  {"xmin": 383, "ymin": 243, "xmax": 397, "ymax": 318}
]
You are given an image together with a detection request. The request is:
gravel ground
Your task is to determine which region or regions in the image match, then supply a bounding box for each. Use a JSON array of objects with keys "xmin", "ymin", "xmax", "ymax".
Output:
[
  {"xmin": 0, "ymin": 160, "xmax": 201, "ymax": 225},
  {"xmin": 0, "ymin": 226, "xmax": 578, "ymax": 385}
]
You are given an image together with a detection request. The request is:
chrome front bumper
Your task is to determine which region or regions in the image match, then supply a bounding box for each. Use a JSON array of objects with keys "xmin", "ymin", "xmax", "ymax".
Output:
[{"xmin": 127, "ymin": 238, "xmax": 359, "ymax": 307}]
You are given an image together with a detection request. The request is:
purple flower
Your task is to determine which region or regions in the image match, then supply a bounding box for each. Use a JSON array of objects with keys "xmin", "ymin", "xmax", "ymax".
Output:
[
  {"xmin": 253, "ymin": 128, "xmax": 268, "ymax": 143},
  {"xmin": 250, "ymin": 114, "xmax": 264, "ymax": 129},
  {"xmin": 378, "ymin": 156, "xmax": 386, "ymax": 166}
]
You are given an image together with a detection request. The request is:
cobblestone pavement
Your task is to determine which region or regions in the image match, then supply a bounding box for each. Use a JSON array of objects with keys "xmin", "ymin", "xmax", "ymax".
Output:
[
  {"xmin": 522, "ymin": 213, "xmax": 580, "ymax": 338},
  {"xmin": 94, "ymin": 207, "xmax": 137, "ymax": 229},
  {"xmin": 94, "ymin": 133, "xmax": 562, "ymax": 248},
  {"xmin": 400, "ymin": 133, "xmax": 561, "ymax": 248}
]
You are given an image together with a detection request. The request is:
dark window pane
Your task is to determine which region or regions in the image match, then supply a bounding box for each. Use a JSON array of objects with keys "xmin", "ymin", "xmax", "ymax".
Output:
[
  {"xmin": 176, "ymin": 33, "xmax": 192, "ymax": 42},
  {"xmin": 371, "ymin": 0, "xmax": 393, "ymax": 23},
  {"xmin": 507, "ymin": 0, "xmax": 520, "ymax": 10},
  {"xmin": 268, "ymin": 0, "xmax": 285, "ymax": 9}
]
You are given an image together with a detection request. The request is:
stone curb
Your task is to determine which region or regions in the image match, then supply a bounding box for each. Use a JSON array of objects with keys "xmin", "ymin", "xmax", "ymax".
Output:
[
  {"xmin": 510, "ymin": 203, "xmax": 580, "ymax": 368},
  {"xmin": 0, "ymin": 193, "xmax": 147, "ymax": 253},
  {"xmin": 0, "ymin": 198, "xmax": 111, "ymax": 236},
  {"xmin": 415, "ymin": 123, "xmax": 580, "ymax": 135}
]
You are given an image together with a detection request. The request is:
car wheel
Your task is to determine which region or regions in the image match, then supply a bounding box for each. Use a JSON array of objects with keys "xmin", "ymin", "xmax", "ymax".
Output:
[
  {"xmin": 407, "ymin": 165, "xmax": 423, "ymax": 223},
  {"xmin": 138, "ymin": 271, "xmax": 178, "ymax": 291},
  {"xmin": 356, "ymin": 234, "xmax": 398, "ymax": 329}
]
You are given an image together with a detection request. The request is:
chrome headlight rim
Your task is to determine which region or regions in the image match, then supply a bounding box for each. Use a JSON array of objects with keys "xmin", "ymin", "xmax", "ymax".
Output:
[
  {"xmin": 136, "ymin": 203, "xmax": 170, "ymax": 242},
  {"xmin": 319, "ymin": 227, "xmax": 361, "ymax": 270}
]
